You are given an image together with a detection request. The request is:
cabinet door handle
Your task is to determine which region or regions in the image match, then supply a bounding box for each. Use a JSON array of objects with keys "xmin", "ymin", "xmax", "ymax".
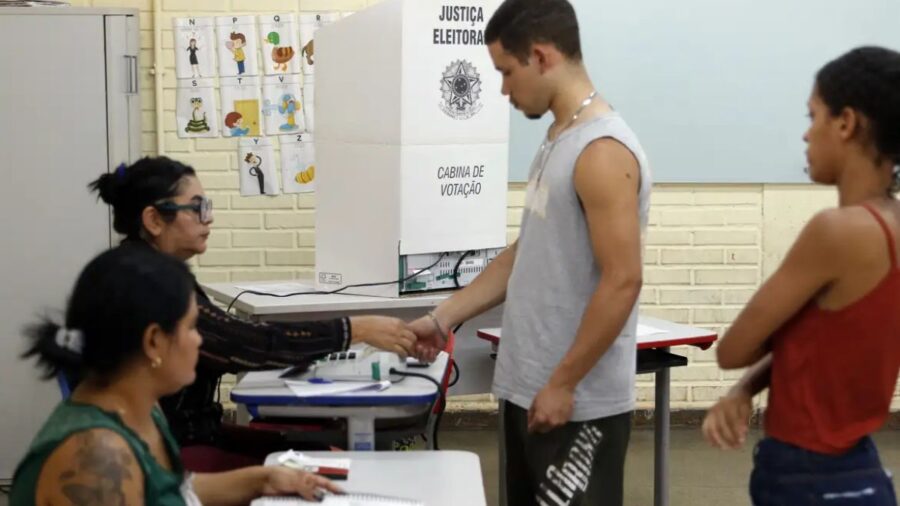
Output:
[
  {"xmin": 124, "ymin": 55, "xmax": 138, "ymax": 94},
  {"xmin": 131, "ymin": 56, "xmax": 139, "ymax": 94}
]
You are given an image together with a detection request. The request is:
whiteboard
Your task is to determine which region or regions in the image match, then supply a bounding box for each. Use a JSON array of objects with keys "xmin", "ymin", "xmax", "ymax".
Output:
[{"xmin": 507, "ymin": 0, "xmax": 900, "ymax": 182}]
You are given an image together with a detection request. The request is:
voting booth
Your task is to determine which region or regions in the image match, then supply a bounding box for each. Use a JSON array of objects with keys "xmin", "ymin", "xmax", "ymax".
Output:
[{"xmin": 314, "ymin": 0, "xmax": 508, "ymax": 297}]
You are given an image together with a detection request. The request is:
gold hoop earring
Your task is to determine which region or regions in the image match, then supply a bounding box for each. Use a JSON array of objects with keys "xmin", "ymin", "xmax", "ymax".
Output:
[{"xmin": 151, "ymin": 357, "xmax": 162, "ymax": 369}]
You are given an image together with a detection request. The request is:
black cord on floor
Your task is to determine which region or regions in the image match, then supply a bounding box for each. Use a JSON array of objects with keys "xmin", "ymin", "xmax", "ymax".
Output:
[{"xmin": 391, "ymin": 369, "xmax": 445, "ymax": 451}]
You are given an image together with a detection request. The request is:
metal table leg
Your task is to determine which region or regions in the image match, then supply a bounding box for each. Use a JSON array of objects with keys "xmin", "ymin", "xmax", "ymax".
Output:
[
  {"xmin": 348, "ymin": 415, "xmax": 376, "ymax": 451},
  {"xmin": 654, "ymin": 347, "xmax": 671, "ymax": 506},
  {"xmin": 498, "ymin": 401, "xmax": 507, "ymax": 506}
]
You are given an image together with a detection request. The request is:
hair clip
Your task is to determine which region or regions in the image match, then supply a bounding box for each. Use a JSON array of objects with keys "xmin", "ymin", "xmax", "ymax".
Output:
[
  {"xmin": 55, "ymin": 327, "xmax": 84, "ymax": 354},
  {"xmin": 115, "ymin": 163, "xmax": 127, "ymax": 181}
]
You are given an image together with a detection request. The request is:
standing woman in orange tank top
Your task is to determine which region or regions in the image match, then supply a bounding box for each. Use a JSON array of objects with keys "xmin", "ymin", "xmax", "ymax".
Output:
[{"xmin": 703, "ymin": 46, "xmax": 900, "ymax": 505}]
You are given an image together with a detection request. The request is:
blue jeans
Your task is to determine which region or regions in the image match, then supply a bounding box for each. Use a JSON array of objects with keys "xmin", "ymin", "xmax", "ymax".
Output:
[{"xmin": 751, "ymin": 436, "xmax": 897, "ymax": 505}]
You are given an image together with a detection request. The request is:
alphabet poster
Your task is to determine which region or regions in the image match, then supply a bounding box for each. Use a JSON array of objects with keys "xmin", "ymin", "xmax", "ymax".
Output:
[
  {"xmin": 175, "ymin": 78, "xmax": 219, "ymax": 138},
  {"xmin": 262, "ymin": 74, "xmax": 305, "ymax": 134},
  {"xmin": 173, "ymin": 17, "xmax": 216, "ymax": 79},
  {"xmin": 221, "ymin": 76, "xmax": 262, "ymax": 137},
  {"xmin": 303, "ymin": 79, "xmax": 315, "ymax": 133},
  {"xmin": 259, "ymin": 13, "xmax": 300, "ymax": 75},
  {"xmin": 280, "ymin": 134, "xmax": 315, "ymax": 193},
  {"xmin": 298, "ymin": 14, "xmax": 318, "ymax": 76},
  {"xmin": 216, "ymin": 16, "xmax": 259, "ymax": 77},
  {"xmin": 239, "ymin": 137, "xmax": 279, "ymax": 196},
  {"xmin": 298, "ymin": 12, "xmax": 341, "ymax": 75}
]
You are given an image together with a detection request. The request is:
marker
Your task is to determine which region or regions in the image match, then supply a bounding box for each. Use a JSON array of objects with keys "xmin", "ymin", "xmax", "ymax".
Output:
[{"xmin": 308, "ymin": 377, "xmax": 333, "ymax": 384}]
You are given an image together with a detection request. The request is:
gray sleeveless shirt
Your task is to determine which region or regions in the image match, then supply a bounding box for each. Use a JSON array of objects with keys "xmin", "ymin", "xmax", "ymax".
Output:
[{"xmin": 494, "ymin": 112, "xmax": 652, "ymax": 421}]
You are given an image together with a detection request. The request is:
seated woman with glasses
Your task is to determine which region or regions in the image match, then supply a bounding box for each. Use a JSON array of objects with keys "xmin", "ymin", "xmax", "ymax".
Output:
[
  {"xmin": 87, "ymin": 157, "xmax": 418, "ymax": 469},
  {"xmin": 11, "ymin": 245, "xmax": 341, "ymax": 504}
]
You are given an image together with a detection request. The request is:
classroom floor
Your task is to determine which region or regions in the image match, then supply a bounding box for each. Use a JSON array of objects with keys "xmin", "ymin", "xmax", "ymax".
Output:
[
  {"xmin": 441, "ymin": 427, "xmax": 900, "ymax": 506},
  {"xmin": 3, "ymin": 428, "xmax": 898, "ymax": 505}
]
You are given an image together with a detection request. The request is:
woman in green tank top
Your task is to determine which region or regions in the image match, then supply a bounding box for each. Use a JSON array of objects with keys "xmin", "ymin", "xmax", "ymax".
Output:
[{"xmin": 11, "ymin": 246, "xmax": 340, "ymax": 505}]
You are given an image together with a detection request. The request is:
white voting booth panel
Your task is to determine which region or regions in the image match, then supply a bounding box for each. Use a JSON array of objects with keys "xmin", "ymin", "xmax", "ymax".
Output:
[
  {"xmin": 314, "ymin": 0, "xmax": 508, "ymax": 297},
  {"xmin": 400, "ymin": 144, "xmax": 508, "ymax": 254},
  {"xmin": 316, "ymin": 142, "xmax": 507, "ymax": 298},
  {"xmin": 315, "ymin": 0, "xmax": 507, "ymax": 145}
]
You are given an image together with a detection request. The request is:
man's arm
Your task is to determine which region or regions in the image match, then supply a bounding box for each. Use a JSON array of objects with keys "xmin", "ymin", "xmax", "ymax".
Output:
[
  {"xmin": 528, "ymin": 137, "xmax": 643, "ymax": 432},
  {"xmin": 410, "ymin": 241, "xmax": 517, "ymax": 359},
  {"xmin": 549, "ymin": 138, "xmax": 642, "ymax": 390},
  {"xmin": 433, "ymin": 240, "xmax": 517, "ymax": 329}
]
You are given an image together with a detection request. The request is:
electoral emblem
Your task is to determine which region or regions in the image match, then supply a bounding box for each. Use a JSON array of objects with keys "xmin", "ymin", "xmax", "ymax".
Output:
[{"xmin": 440, "ymin": 59, "xmax": 483, "ymax": 120}]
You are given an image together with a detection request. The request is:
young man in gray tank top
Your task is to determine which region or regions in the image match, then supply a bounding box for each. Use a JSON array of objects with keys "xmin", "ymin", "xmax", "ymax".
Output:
[{"xmin": 410, "ymin": 1, "xmax": 652, "ymax": 504}]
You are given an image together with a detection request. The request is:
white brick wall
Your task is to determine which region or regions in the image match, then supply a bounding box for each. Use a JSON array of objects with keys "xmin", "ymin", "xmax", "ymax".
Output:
[
  {"xmin": 69, "ymin": 0, "xmax": 867, "ymax": 412},
  {"xmin": 636, "ymin": 186, "xmax": 764, "ymax": 408}
]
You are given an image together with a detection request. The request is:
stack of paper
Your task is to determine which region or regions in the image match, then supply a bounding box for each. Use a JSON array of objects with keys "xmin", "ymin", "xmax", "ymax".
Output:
[
  {"xmin": 284, "ymin": 380, "xmax": 391, "ymax": 397},
  {"xmin": 255, "ymin": 493, "xmax": 423, "ymax": 505},
  {"xmin": 237, "ymin": 370, "xmax": 391, "ymax": 396}
]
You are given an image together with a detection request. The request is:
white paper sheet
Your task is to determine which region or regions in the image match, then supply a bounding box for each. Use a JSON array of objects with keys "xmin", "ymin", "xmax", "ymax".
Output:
[
  {"xmin": 280, "ymin": 133, "xmax": 315, "ymax": 193},
  {"xmin": 259, "ymin": 13, "xmax": 300, "ymax": 75},
  {"xmin": 216, "ymin": 15, "xmax": 260, "ymax": 77},
  {"xmin": 221, "ymin": 75, "xmax": 263, "ymax": 137},
  {"xmin": 176, "ymin": 78, "xmax": 219, "ymax": 138},
  {"xmin": 262, "ymin": 74, "xmax": 305, "ymax": 134},
  {"xmin": 238, "ymin": 137, "xmax": 279, "ymax": 196},
  {"xmin": 173, "ymin": 17, "xmax": 217, "ymax": 79},
  {"xmin": 636, "ymin": 323, "xmax": 667, "ymax": 337},
  {"xmin": 255, "ymin": 494, "xmax": 422, "ymax": 505},
  {"xmin": 284, "ymin": 380, "xmax": 391, "ymax": 397}
]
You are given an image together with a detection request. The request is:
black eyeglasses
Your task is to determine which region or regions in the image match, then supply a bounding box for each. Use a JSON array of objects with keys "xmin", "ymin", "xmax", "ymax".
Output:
[{"xmin": 154, "ymin": 196, "xmax": 213, "ymax": 224}]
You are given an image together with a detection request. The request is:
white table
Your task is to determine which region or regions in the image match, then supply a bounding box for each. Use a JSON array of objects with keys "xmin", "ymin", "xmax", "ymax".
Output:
[
  {"xmin": 476, "ymin": 316, "xmax": 717, "ymax": 506},
  {"xmin": 256, "ymin": 451, "xmax": 487, "ymax": 506},
  {"xmin": 204, "ymin": 281, "xmax": 718, "ymax": 506},
  {"xmin": 231, "ymin": 354, "xmax": 449, "ymax": 451}
]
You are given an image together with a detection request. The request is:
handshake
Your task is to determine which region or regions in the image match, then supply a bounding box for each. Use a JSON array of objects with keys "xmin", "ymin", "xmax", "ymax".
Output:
[{"xmin": 348, "ymin": 313, "xmax": 450, "ymax": 363}]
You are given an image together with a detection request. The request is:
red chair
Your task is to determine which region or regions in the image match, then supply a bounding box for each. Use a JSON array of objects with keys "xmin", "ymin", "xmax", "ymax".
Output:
[{"xmin": 180, "ymin": 445, "xmax": 260, "ymax": 473}]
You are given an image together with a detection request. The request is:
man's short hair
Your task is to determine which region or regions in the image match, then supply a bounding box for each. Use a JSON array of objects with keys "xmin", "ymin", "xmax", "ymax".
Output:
[{"xmin": 485, "ymin": 0, "xmax": 582, "ymax": 64}]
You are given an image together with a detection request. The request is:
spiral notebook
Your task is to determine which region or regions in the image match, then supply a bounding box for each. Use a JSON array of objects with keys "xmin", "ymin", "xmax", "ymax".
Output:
[{"xmin": 253, "ymin": 492, "xmax": 424, "ymax": 505}]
